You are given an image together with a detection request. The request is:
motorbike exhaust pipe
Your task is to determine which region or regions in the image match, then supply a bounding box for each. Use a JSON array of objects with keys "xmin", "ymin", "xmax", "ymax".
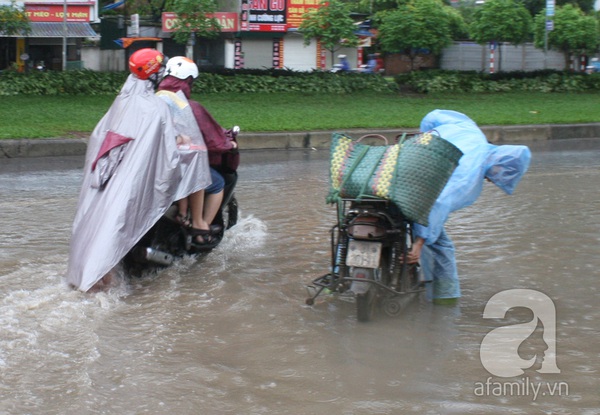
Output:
[{"xmin": 143, "ymin": 247, "xmax": 174, "ymax": 266}]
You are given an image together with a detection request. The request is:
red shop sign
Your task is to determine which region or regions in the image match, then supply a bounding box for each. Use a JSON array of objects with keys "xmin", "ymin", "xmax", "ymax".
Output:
[
  {"xmin": 25, "ymin": 5, "xmax": 91, "ymax": 22},
  {"xmin": 162, "ymin": 12, "xmax": 239, "ymax": 33}
]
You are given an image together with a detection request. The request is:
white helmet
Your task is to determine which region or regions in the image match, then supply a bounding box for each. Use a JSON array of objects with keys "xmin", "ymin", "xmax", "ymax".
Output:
[{"xmin": 164, "ymin": 56, "xmax": 199, "ymax": 80}]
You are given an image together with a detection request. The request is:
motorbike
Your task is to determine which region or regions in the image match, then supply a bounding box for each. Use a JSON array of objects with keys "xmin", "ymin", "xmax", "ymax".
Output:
[
  {"xmin": 122, "ymin": 127, "xmax": 240, "ymax": 277},
  {"xmin": 306, "ymin": 196, "xmax": 428, "ymax": 322}
]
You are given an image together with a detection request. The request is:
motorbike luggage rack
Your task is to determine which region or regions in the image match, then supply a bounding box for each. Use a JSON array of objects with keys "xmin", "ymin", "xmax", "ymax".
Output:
[
  {"xmin": 305, "ymin": 226, "xmax": 426, "ymax": 306},
  {"xmin": 336, "ymin": 197, "xmax": 408, "ymax": 227},
  {"xmin": 306, "ymin": 271, "xmax": 427, "ymax": 306},
  {"xmin": 305, "ymin": 220, "xmax": 345, "ymax": 305},
  {"xmin": 339, "ymin": 196, "xmax": 392, "ymax": 212}
]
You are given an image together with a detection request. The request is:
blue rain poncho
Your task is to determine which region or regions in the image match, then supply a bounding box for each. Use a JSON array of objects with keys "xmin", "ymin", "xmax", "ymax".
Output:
[{"xmin": 413, "ymin": 110, "xmax": 531, "ymax": 299}]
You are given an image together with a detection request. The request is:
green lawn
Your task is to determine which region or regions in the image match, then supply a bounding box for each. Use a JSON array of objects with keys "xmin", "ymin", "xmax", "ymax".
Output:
[{"xmin": 1, "ymin": 91, "xmax": 598, "ymax": 140}]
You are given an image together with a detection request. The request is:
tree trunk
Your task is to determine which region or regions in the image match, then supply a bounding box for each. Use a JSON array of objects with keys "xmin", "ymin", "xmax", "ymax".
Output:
[{"xmin": 409, "ymin": 52, "xmax": 416, "ymax": 71}]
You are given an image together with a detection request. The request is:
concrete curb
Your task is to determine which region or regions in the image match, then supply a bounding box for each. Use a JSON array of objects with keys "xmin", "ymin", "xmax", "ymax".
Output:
[{"xmin": 2, "ymin": 123, "xmax": 600, "ymax": 159}]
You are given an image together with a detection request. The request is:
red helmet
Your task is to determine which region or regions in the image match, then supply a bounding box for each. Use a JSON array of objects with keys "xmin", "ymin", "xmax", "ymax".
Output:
[{"xmin": 129, "ymin": 48, "xmax": 164, "ymax": 80}]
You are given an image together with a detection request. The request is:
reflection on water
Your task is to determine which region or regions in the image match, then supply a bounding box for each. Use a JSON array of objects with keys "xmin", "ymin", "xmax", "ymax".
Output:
[{"xmin": 0, "ymin": 141, "xmax": 599, "ymax": 414}]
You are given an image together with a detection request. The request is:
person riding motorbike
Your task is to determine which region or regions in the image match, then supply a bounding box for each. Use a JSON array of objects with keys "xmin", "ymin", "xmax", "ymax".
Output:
[
  {"xmin": 157, "ymin": 56, "xmax": 238, "ymax": 245},
  {"xmin": 338, "ymin": 54, "xmax": 350, "ymax": 72},
  {"xmin": 363, "ymin": 54, "xmax": 377, "ymax": 73},
  {"xmin": 66, "ymin": 49, "xmax": 209, "ymax": 292}
]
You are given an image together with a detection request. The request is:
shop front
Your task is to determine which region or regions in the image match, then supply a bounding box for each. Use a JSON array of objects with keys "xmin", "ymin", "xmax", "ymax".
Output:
[
  {"xmin": 159, "ymin": 0, "xmax": 363, "ymax": 72},
  {"xmin": 161, "ymin": 11, "xmax": 239, "ymax": 69},
  {"xmin": 235, "ymin": 0, "xmax": 363, "ymax": 71},
  {"xmin": 1, "ymin": 0, "xmax": 98, "ymax": 71}
]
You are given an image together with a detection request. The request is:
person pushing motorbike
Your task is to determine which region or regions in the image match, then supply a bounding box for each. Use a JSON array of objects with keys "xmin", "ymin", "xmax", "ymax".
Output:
[{"xmin": 404, "ymin": 110, "xmax": 531, "ymax": 304}]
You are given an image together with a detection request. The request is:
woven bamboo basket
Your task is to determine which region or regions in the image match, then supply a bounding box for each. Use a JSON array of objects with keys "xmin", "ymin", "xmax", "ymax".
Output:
[{"xmin": 327, "ymin": 132, "xmax": 463, "ymax": 225}]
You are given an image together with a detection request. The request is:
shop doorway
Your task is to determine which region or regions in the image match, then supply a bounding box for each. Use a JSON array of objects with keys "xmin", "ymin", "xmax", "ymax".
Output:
[{"xmin": 0, "ymin": 38, "xmax": 17, "ymax": 70}]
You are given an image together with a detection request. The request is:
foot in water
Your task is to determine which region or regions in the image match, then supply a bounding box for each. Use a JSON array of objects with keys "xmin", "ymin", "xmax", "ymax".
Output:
[
  {"xmin": 88, "ymin": 269, "xmax": 116, "ymax": 293},
  {"xmin": 432, "ymin": 297, "xmax": 459, "ymax": 305}
]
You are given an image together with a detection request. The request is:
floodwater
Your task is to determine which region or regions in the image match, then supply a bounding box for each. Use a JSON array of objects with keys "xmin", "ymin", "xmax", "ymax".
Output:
[{"xmin": 0, "ymin": 139, "xmax": 599, "ymax": 415}]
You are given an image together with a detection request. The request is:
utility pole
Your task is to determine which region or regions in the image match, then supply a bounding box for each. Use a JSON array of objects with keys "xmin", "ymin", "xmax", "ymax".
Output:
[
  {"xmin": 62, "ymin": 0, "xmax": 67, "ymax": 71},
  {"xmin": 545, "ymin": 0, "xmax": 555, "ymax": 70}
]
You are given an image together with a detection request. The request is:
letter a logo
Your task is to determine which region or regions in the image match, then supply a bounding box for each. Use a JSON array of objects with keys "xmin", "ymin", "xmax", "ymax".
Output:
[{"xmin": 480, "ymin": 289, "xmax": 561, "ymax": 377}]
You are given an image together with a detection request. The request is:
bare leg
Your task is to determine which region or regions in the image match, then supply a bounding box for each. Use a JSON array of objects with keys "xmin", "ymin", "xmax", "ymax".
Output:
[
  {"xmin": 203, "ymin": 190, "xmax": 224, "ymax": 226},
  {"xmin": 178, "ymin": 197, "xmax": 189, "ymax": 217},
  {"xmin": 176, "ymin": 197, "xmax": 192, "ymax": 227},
  {"xmin": 188, "ymin": 187, "xmax": 223, "ymax": 244},
  {"xmin": 188, "ymin": 190, "xmax": 209, "ymax": 231}
]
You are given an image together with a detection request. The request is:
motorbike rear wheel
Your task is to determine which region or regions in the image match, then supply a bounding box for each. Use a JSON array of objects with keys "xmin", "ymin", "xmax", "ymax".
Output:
[
  {"xmin": 224, "ymin": 196, "xmax": 238, "ymax": 229},
  {"xmin": 356, "ymin": 285, "xmax": 376, "ymax": 322},
  {"xmin": 352, "ymin": 266, "xmax": 381, "ymax": 323},
  {"xmin": 353, "ymin": 248, "xmax": 391, "ymax": 322}
]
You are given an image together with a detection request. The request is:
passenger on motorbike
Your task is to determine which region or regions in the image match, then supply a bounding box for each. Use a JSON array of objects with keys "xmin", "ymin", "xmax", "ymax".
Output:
[
  {"xmin": 404, "ymin": 110, "xmax": 531, "ymax": 304},
  {"xmin": 67, "ymin": 48, "xmax": 202, "ymax": 292},
  {"xmin": 157, "ymin": 56, "xmax": 238, "ymax": 245}
]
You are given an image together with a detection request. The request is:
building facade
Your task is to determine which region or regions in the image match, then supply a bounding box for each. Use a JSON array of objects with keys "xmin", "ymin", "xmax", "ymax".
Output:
[
  {"xmin": 0, "ymin": 0, "xmax": 98, "ymax": 71},
  {"xmin": 156, "ymin": 0, "xmax": 366, "ymax": 72}
]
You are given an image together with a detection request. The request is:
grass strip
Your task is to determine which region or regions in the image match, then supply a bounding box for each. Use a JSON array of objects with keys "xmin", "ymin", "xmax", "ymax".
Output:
[{"xmin": 1, "ymin": 91, "xmax": 598, "ymax": 140}]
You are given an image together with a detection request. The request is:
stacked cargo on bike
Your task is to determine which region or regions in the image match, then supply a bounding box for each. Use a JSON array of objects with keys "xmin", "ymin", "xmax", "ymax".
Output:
[{"xmin": 306, "ymin": 132, "xmax": 463, "ymax": 321}]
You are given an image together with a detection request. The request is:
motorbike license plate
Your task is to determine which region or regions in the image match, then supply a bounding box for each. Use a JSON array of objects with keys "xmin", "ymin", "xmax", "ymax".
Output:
[{"xmin": 346, "ymin": 240, "xmax": 382, "ymax": 269}]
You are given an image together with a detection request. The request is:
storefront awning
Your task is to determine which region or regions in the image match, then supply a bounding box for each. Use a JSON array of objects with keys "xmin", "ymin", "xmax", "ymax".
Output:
[{"xmin": 26, "ymin": 22, "xmax": 98, "ymax": 38}]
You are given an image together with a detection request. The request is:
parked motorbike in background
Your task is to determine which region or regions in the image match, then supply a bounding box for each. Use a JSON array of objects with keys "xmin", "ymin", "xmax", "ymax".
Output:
[
  {"xmin": 123, "ymin": 127, "xmax": 240, "ymax": 276},
  {"xmin": 586, "ymin": 57, "xmax": 600, "ymax": 74},
  {"xmin": 307, "ymin": 196, "xmax": 427, "ymax": 322}
]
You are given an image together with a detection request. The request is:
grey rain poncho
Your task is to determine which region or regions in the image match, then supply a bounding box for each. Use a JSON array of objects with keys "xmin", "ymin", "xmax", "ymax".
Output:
[{"xmin": 66, "ymin": 75, "xmax": 210, "ymax": 292}]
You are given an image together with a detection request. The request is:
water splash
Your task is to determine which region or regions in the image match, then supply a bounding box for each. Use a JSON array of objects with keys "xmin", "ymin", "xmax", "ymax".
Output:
[{"xmin": 219, "ymin": 214, "xmax": 268, "ymax": 250}]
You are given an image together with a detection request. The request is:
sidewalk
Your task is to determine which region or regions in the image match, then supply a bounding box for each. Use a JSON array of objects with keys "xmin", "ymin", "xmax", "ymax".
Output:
[{"xmin": 2, "ymin": 123, "xmax": 600, "ymax": 158}]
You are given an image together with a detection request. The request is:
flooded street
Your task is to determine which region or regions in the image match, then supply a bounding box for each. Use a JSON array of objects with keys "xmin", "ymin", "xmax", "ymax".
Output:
[{"xmin": 0, "ymin": 139, "xmax": 599, "ymax": 414}]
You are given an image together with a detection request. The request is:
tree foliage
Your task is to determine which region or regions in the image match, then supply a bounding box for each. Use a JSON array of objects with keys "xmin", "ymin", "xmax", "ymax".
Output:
[
  {"xmin": 164, "ymin": 0, "xmax": 221, "ymax": 44},
  {"xmin": 469, "ymin": 0, "xmax": 533, "ymax": 45},
  {"xmin": 299, "ymin": 0, "xmax": 360, "ymax": 62},
  {"xmin": 0, "ymin": 0, "xmax": 30, "ymax": 36},
  {"xmin": 521, "ymin": 0, "xmax": 594, "ymax": 18},
  {"xmin": 346, "ymin": 0, "xmax": 400, "ymax": 15},
  {"xmin": 375, "ymin": 0, "xmax": 465, "ymax": 69},
  {"xmin": 533, "ymin": 4, "xmax": 600, "ymax": 65},
  {"xmin": 122, "ymin": 0, "xmax": 165, "ymax": 21}
]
